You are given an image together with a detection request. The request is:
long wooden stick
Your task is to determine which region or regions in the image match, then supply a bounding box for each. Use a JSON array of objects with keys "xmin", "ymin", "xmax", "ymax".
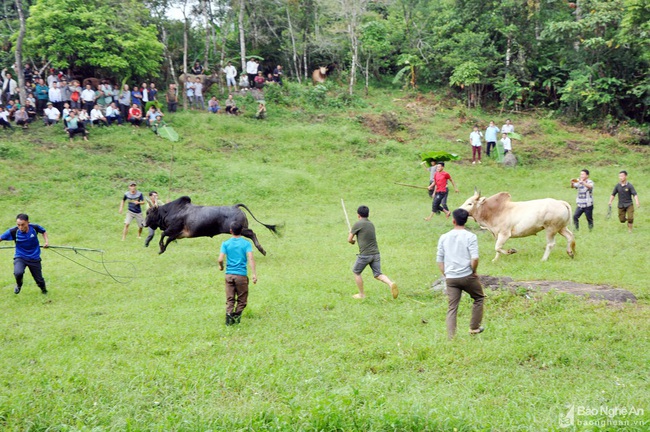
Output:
[
  {"xmin": 341, "ymin": 198, "xmax": 352, "ymax": 232},
  {"xmin": 394, "ymin": 182, "xmax": 429, "ymax": 190}
]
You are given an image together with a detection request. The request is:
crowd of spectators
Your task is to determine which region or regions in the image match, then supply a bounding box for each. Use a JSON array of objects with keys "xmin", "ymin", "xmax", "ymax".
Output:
[{"xmin": 1, "ymin": 59, "xmax": 281, "ymax": 134}]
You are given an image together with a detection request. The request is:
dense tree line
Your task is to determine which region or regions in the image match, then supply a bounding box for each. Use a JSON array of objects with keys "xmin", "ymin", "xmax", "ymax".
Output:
[{"xmin": 1, "ymin": 0, "xmax": 648, "ymax": 123}]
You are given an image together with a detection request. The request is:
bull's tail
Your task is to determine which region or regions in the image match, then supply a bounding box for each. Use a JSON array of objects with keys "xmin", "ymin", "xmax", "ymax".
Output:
[
  {"xmin": 562, "ymin": 200, "xmax": 572, "ymax": 224},
  {"xmin": 561, "ymin": 200, "xmax": 576, "ymax": 258},
  {"xmin": 236, "ymin": 204, "xmax": 284, "ymax": 237}
]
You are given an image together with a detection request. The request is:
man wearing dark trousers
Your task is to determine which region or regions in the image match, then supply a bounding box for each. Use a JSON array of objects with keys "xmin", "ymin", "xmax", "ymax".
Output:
[
  {"xmin": 218, "ymin": 221, "xmax": 257, "ymax": 325},
  {"xmin": 0, "ymin": 214, "xmax": 49, "ymax": 294},
  {"xmin": 437, "ymin": 208, "xmax": 485, "ymax": 338},
  {"xmin": 571, "ymin": 169, "xmax": 594, "ymax": 231}
]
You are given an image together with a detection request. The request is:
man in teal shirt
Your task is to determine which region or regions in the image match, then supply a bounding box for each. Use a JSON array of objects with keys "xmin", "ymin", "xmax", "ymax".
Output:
[{"xmin": 218, "ymin": 221, "xmax": 257, "ymax": 325}]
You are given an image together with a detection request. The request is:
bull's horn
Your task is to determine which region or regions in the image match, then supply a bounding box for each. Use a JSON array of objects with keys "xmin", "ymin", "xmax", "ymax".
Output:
[{"xmin": 474, "ymin": 187, "xmax": 480, "ymax": 197}]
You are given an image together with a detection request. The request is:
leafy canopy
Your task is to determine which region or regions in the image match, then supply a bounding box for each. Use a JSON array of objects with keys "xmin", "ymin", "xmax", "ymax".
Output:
[{"xmin": 24, "ymin": 0, "xmax": 163, "ymax": 78}]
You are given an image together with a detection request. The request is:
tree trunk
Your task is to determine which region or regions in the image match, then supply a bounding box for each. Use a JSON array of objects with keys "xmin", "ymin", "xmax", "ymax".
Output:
[
  {"xmin": 348, "ymin": 18, "xmax": 358, "ymax": 95},
  {"xmin": 202, "ymin": 0, "xmax": 210, "ymax": 71},
  {"xmin": 239, "ymin": 0, "xmax": 246, "ymax": 73},
  {"xmin": 302, "ymin": 25, "xmax": 308, "ymax": 83},
  {"xmin": 364, "ymin": 55, "xmax": 370, "ymax": 96},
  {"xmin": 14, "ymin": 0, "xmax": 27, "ymax": 105},
  {"xmin": 161, "ymin": 25, "xmax": 178, "ymax": 85},
  {"xmin": 573, "ymin": 0, "xmax": 582, "ymax": 51},
  {"xmin": 286, "ymin": 5, "xmax": 301, "ymax": 84},
  {"xmin": 182, "ymin": 2, "xmax": 189, "ymax": 110},
  {"xmin": 218, "ymin": 11, "xmax": 231, "ymax": 94}
]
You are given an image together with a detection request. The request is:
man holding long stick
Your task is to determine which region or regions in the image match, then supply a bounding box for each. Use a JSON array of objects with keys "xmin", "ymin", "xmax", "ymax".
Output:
[
  {"xmin": 0, "ymin": 214, "xmax": 49, "ymax": 295},
  {"xmin": 347, "ymin": 205, "xmax": 398, "ymax": 300}
]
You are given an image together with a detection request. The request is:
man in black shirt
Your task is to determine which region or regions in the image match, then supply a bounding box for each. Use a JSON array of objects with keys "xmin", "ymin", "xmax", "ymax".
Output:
[{"xmin": 608, "ymin": 170, "xmax": 640, "ymax": 232}]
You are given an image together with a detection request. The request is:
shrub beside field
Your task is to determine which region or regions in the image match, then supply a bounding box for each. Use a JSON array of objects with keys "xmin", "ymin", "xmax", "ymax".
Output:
[{"xmin": 0, "ymin": 88, "xmax": 648, "ymax": 430}]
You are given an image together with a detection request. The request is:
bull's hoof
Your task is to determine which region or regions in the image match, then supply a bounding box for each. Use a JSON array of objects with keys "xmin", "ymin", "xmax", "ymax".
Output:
[
  {"xmin": 567, "ymin": 251, "xmax": 575, "ymax": 259},
  {"xmin": 260, "ymin": 250, "xmax": 267, "ymax": 256},
  {"xmin": 508, "ymin": 248, "xmax": 517, "ymax": 254}
]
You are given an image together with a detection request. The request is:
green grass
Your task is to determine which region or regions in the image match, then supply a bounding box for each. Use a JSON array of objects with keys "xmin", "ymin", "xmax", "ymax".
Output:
[{"xmin": 1, "ymin": 87, "xmax": 649, "ymax": 430}]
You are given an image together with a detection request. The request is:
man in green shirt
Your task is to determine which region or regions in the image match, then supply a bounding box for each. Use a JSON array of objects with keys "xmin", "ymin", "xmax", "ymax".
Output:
[{"xmin": 348, "ymin": 205, "xmax": 398, "ymax": 299}]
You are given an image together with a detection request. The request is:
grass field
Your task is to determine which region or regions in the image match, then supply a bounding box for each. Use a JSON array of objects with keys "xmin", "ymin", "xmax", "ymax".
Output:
[{"xmin": 1, "ymin": 86, "xmax": 649, "ymax": 430}]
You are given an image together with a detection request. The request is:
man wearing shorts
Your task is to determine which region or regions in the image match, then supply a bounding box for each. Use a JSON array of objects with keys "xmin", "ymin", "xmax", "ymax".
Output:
[
  {"xmin": 348, "ymin": 205, "xmax": 398, "ymax": 300},
  {"xmin": 608, "ymin": 170, "xmax": 640, "ymax": 232},
  {"xmin": 119, "ymin": 182, "xmax": 145, "ymax": 240}
]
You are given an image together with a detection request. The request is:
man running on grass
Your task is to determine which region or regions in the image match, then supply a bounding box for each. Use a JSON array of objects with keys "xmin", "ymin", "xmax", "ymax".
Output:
[
  {"xmin": 348, "ymin": 205, "xmax": 398, "ymax": 299},
  {"xmin": 425, "ymin": 162, "xmax": 459, "ymax": 221},
  {"xmin": 0, "ymin": 214, "xmax": 49, "ymax": 295}
]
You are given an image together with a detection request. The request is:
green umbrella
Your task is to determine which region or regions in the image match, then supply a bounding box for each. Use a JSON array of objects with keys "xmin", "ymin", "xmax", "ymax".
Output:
[
  {"xmin": 508, "ymin": 132, "xmax": 523, "ymax": 140},
  {"xmin": 421, "ymin": 151, "xmax": 461, "ymax": 167}
]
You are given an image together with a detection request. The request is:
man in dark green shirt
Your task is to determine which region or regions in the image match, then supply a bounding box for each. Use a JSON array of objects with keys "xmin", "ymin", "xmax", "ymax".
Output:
[
  {"xmin": 347, "ymin": 205, "xmax": 398, "ymax": 299},
  {"xmin": 608, "ymin": 170, "xmax": 640, "ymax": 232}
]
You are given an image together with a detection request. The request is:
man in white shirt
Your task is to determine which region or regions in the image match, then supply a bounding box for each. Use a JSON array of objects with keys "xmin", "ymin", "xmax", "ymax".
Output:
[
  {"xmin": 246, "ymin": 58, "xmax": 258, "ymax": 88},
  {"xmin": 469, "ymin": 125, "xmax": 483, "ymax": 164},
  {"xmin": 43, "ymin": 102, "xmax": 61, "ymax": 126},
  {"xmin": 0, "ymin": 107, "xmax": 13, "ymax": 130},
  {"xmin": 500, "ymin": 132, "xmax": 512, "ymax": 154},
  {"xmin": 1, "ymin": 68, "xmax": 18, "ymax": 105},
  {"xmin": 46, "ymin": 70, "xmax": 58, "ymax": 87},
  {"xmin": 193, "ymin": 77, "xmax": 205, "ymax": 110},
  {"xmin": 81, "ymin": 84, "xmax": 96, "ymax": 114},
  {"xmin": 90, "ymin": 104, "xmax": 108, "ymax": 126},
  {"xmin": 502, "ymin": 118, "xmax": 514, "ymax": 134},
  {"xmin": 185, "ymin": 80, "xmax": 195, "ymax": 109},
  {"xmin": 48, "ymin": 82, "xmax": 63, "ymax": 112},
  {"xmin": 437, "ymin": 208, "xmax": 485, "ymax": 338},
  {"xmin": 223, "ymin": 62, "xmax": 238, "ymax": 91},
  {"xmin": 105, "ymin": 102, "xmax": 123, "ymax": 125},
  {"xmin": 141, "ymin": 82, "xmax": 149, "ymax": 104}
]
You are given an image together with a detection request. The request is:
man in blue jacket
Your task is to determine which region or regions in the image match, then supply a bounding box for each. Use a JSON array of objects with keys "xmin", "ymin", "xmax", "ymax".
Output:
[{"xmin": 0, "ymin": 214, "xmax": 49, "ymax": 294}]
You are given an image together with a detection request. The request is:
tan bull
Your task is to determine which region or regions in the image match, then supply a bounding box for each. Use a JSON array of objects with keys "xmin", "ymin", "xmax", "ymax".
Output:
[
  {"xmin": 460, "ymin": 191, "xmax": 576, "ymax": 262},
  {"xmin": 312, "ymin": 67, "xmax": 327, "ymax": 85}
]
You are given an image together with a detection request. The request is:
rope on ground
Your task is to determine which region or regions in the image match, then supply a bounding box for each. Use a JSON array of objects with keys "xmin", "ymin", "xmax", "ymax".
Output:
[{"xmin": 44, "ymin": 247, "xmax": 136, "ymax": 284}]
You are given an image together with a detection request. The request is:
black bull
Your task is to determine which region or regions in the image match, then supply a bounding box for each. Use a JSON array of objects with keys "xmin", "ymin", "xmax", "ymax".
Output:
[{"xmin": 145, "ymin": 196, "xmax": 281, "ymax": 255}]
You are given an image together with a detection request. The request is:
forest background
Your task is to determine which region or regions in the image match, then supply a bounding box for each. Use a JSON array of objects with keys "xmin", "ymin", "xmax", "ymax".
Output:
[{"xmin": 0, "ymin": 0, "xmax": 649, "ymax": 132}]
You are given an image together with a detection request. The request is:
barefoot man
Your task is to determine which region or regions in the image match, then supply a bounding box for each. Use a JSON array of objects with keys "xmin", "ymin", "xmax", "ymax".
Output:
[
  {"xmin": 348, "ymin": 205, "xmax": 398, "ymax": 299},
  {"xmin": 425, "ymin": 162, "xmax": 458, "ymax": 221}
]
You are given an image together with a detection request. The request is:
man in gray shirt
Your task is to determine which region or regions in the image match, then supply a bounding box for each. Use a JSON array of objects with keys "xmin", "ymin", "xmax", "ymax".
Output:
[
  {"xmin": 348, "ymin": 205, "xmax": 398, "ymax": 300},
  {"xmin": 437, "ymin": 208, "xmax": 485, "ymax": 338}
]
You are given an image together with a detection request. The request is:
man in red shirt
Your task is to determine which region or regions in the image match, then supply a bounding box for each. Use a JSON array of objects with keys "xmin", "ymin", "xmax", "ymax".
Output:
[{"xmin": 425, "ymin": 162, "xmax": 459, "ymax": 220}]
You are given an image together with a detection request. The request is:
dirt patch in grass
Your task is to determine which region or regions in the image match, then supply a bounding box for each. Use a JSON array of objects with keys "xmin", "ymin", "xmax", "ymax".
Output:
[
  {"xmin": 433, "ymin": 275, "xmax": 637, "ymax": 304},
  {"xmin": 359, "ymin": 112, "xmax": 411, "ymax": 137},
  {"xmin": 480, "ymin": 276, "xmax": 637, "ymax": 304},
  {"xmin": 564, "ymin": 140, "xmax": 593, "ymax": 152}
]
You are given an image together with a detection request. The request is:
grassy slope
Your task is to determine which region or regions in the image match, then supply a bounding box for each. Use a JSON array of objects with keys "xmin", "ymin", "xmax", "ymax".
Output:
[{"xmin": 0, "ymin": 87, "xmax": 649, "ymax": 430}]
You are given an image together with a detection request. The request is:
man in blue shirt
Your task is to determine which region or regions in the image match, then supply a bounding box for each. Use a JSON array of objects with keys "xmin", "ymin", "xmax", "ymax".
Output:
[
  {"xmin": 485, "ymin": 121, "xmax": 500, "ymax": 157},
  {"xmin": 218, "ymin": 221, "xmax": 257, "ymax": 325},
  {"xmin": 0, "ymin": 214, "xmax": 49, "ymax": 294}
]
